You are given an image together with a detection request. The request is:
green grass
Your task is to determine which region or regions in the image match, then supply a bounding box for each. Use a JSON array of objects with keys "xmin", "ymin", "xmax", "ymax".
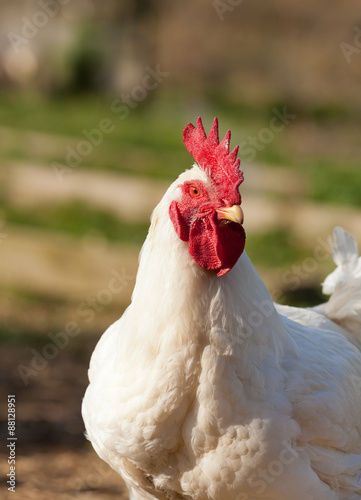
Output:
[
  {"xmin": 2, "ymin": 199, "xmax": 312, "ymax": 273},
  {"xmin": 0, "ymin": 326, "xmax": 46, "ymax": 346},
  {"xmin": 297, "ymin": 102, "xmax": 354, "ymax": 125},
  {"xmin": 2, "ymin": 201, "xmax": 149, "ymax": 245},
  {"xmin": 1, "ymin": 90, "xmax": 360, "ymax": 205},
  {"xmin": 51, "ymin": 145, "xmax": 187, "ymax": 181},
  {"xmin": 305, "ymin": 160, "xmax": 361, "ymax": 208},
  {"xmin": 2, "ymin": 200, "xmax": 312, "ymax": 265},
  {"xmin": 0, "ymin": 91, "xmax": 183, "ymax": 149},
  {"xmin": 246, "ymin": 229, "xmax": 309, "ymax": 268},
  {"xmin": 0, "ymin": 90, "xmax": 296, "ymax": 180},
  {"xmin": 0, "ymin": 92, "xmax": 192, "ymax": 180},
  {"xmin": 281, "ymin": 286, "xmax": 326, "ymax": 308},
  {"xmin": 246, "ymin": 228, "xmax": 330, "ymax": 308}
]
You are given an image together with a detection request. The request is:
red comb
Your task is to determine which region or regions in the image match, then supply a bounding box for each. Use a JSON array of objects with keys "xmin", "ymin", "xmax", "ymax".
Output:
[{"xmin": 183, "ymin": 117, "xmax": 244, "ymax": 203}]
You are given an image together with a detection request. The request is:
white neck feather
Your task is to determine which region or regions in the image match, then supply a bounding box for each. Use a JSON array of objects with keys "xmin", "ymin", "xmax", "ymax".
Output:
[{"xmin": 122, "ymin": 185, "xmax": 288, "ymax": 376}]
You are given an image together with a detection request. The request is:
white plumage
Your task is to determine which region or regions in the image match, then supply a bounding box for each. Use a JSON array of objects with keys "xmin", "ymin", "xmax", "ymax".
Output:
[{"xmin": 82, "ymin": 163, "xmax": 361, "ymax": 500}]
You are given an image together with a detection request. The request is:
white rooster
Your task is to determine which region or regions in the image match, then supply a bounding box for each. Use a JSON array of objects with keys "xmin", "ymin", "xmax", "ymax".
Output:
[{"xmin": 82, "ymin": 117, "xmax": 361, "ymax": 500}]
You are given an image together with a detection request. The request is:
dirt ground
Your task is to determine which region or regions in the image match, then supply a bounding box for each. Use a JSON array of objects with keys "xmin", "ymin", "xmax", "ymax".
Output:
[
  {"xmin": 0, "ymin": 448, "xmax": 127, "ymax": 500},
  {"xmin": 0, "ymin": 339, "xmax": 129, "ymax": 500}
]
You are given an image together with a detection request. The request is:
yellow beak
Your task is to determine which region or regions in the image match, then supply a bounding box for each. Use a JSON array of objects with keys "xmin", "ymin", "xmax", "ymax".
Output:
[{"xmin": 216, "ymin": 204, "xmax": 244, "ymax": 225}]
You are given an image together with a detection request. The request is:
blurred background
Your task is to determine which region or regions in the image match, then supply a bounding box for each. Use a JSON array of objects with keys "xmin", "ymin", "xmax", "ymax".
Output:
[{"xmin": 0, "ymin": 0, "xmax": 360, "ymax": 498}]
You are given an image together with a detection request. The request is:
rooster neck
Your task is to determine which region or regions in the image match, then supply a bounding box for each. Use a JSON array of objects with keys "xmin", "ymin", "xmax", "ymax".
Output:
[{"xmin": 127, "ymin": 200, "xmax": 287, "ymax": 370}]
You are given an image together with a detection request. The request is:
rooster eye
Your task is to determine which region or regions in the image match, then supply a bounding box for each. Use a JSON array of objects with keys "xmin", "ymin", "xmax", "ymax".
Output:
[{"xmin": 189, "ymin": 186, "xmax": 201, "ymax": 198}]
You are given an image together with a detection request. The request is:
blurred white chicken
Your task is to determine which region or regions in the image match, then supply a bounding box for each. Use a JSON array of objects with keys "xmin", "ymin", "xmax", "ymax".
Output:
[{"xmin": 82, "ymin": 117, "xmax": 361, "ymax": 500}]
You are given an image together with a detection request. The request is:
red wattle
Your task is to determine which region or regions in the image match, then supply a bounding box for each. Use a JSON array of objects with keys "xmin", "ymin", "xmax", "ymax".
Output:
[{"xmin": 188, "ymin": 213, "xmax": 246, "ymax": 277}]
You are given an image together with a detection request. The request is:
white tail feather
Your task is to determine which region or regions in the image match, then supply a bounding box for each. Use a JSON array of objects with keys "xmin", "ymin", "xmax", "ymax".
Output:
[{"xmin": 322, "ymin": 227, "xmax": 361, "ymax": 337}]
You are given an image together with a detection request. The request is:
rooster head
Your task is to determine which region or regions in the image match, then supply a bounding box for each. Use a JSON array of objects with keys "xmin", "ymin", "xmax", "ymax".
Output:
[{"xmin": 169, "ymin": 117, "xmax": 246, "ymax": 277}]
